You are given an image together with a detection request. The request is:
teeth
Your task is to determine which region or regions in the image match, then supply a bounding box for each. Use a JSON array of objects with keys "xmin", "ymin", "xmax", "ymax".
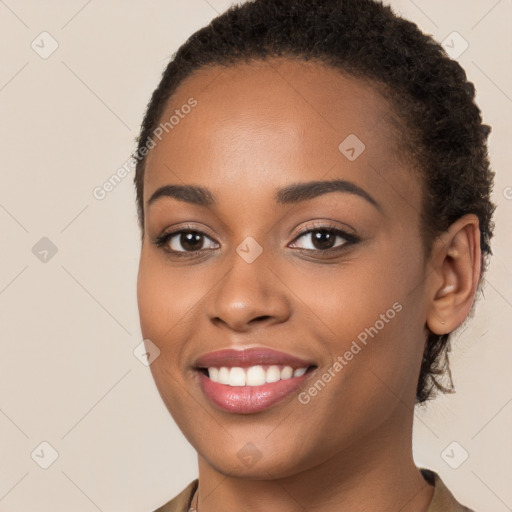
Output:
[
  {"xmin": 209, "ymin": 367, "xmax": 219, "ymax": 382},
  {"xmin": 293, "ymin": 367, "xmax": 307, "ymax": 377},
  {"xmin": 218, "ymin": 367, "xmax": 230, "ymax": 385},
  {"xmin": 207, "ymin": 365, "xmax": 308, "ymax": 386},
  {"xmin": 229, "ymin": 367, "xmax": 246, "ymax": 386},
  {"xmin": 266, "ymin": 365, "xmax": 281, "ymax": 383},
  {"xmin": 247, "ymin": 365, "xmax": 266, "ymax": 386},
  {"xmin": 281, "ymin": 366, "xmax": 294, "ymax": 379}
]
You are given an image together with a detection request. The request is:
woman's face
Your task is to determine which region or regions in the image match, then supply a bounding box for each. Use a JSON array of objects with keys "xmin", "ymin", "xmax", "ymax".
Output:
[{"xmin": 137, "ymin": 59, "xmax": 432, "ymax": 478}]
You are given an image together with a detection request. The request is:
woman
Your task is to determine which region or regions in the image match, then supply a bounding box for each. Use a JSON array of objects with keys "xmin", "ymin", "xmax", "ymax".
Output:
[{"xmin": 133, "ymin": 0, "xmax": 495, "ymax": 510}]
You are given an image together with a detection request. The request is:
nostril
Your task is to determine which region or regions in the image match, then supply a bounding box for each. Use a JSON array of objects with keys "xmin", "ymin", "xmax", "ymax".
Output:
[{"xmin": 251, "ymin": 315, "xmax": 272, "ymax": 324}]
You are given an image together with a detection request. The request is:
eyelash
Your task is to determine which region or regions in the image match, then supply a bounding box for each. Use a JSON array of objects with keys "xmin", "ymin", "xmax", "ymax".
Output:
[{"xmin": 152, "ymin": 223, "xmax": 360, "ymax": 259}]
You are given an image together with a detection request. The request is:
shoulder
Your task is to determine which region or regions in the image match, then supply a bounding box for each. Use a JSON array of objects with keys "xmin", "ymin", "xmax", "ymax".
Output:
[
  {"xmin": 421, "ymin": 469, "xmax": 475, "ymax": 512},
  {"xmin": 152, "ymin": 479, "xmax": 198, "ymax": 512}
]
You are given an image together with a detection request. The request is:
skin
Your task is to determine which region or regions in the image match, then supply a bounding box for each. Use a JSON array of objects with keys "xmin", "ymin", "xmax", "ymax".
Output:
[{"xmin": 136, "ymin": 59, "xmax": 481, "ymax": 511}]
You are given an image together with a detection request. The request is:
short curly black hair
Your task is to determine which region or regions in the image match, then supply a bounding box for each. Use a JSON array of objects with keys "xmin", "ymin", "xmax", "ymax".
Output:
[{"xmin": 133, "ymin": 0, "xmax": 495, "ymax": 403}]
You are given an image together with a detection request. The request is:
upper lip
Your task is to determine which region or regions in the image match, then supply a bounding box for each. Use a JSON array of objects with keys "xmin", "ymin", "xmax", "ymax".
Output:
[{"xmin": 194, "ymin": 347, "xmax": 316, "ymax": 369}]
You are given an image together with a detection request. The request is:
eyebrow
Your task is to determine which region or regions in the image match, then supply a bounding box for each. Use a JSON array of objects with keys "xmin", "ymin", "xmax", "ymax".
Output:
[{"xmin": 147, "ymin": 179, "xmax": 381, "ymax": 211}]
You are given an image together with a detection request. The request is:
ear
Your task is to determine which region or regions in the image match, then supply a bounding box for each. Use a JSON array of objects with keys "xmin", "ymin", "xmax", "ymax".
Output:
[{"xmin": 426, "ymin": 214, "xmax": 482, "ymax": 335}]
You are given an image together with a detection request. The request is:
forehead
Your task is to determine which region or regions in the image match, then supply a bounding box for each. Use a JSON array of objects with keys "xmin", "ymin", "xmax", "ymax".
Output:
[{"xmin": 143, "ymin": 58, "xmax": 416, "ymax": 210}]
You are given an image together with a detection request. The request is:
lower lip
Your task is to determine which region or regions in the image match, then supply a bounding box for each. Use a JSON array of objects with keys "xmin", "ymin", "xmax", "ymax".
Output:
[{"xmin": 197, "ymin": 370, "xmax": 312, "ymax": 414}]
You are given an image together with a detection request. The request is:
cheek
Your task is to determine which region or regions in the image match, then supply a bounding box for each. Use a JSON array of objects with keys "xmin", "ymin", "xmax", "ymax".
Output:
[
  {"xmin": 287, "ymin": 241, "xmax": 425, "ymax": 398},
  {"xmin": 137, "ymin": 249, "xmax": 202, "ymax": 341},
  {"xmin": 289, "ymin": 303, "xmax": 423, "ymax": 455},
  {"xmin": 136, "ymin": 251, "xmax": 197, "ymax": 417},
  {"xmin": 136, "ymin": 247, "xmax": 224, "ymax": 398},
  {"xmin": 279, "ymin": 247, "xmax": 415, "ymax": 343}
]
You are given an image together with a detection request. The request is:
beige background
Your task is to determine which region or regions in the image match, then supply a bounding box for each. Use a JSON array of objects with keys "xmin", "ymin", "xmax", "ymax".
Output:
[{"xmin": 0, "ymin": 0, "xmax": 510, "ymax": 510}]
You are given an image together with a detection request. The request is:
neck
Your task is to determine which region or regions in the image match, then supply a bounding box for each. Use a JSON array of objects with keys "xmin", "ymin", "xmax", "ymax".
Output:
[{"xmin": 194, "ymin": 407, "xmax": 434, "ymax": 512}]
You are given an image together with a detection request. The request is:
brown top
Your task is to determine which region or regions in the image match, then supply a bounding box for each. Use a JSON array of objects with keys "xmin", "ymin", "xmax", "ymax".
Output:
[{"xmin": 153, "ymin": 469, "xmax": 475, "ymax": 512}]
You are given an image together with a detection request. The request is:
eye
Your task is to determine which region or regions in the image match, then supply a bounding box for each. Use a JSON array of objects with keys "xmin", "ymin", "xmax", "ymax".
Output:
[
  {"xmin": 153, "ymin": 226, "xmax": 219, "ymax": 256},
  {"xmin": 289, "ymin": 224, "xmax": 358, "ymax": 253},
  {"xmin": 153, "ymin": 222, "xmax": 359, "ymax": 259}
]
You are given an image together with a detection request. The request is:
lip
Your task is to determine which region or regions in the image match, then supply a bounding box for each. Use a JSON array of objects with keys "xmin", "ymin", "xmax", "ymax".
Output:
[
  {"xmin": 194, "ymin": 347, "xmax": 315, "ymax": 369},
  {"xmin": 197, "ymin": 371, "xmax": 314, "ymax": 414},
  {"xmin": 194, "ymin": 347, "xmax": 317, "ymax": 414}
]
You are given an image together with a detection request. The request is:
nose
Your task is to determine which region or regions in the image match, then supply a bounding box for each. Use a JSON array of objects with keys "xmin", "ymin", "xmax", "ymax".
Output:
[{"xmin": 207, "ymin": 248, "xmax": 291, "ymax": 332}]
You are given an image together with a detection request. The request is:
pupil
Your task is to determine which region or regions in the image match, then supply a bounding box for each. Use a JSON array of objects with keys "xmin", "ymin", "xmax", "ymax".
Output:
[
  {"xmin": 181, "ymin": 232, "xmax": 203, "ymax": 251},
  {"xmin": 313, "ymin": 231, "xmax": 334, "ymax": 250}
]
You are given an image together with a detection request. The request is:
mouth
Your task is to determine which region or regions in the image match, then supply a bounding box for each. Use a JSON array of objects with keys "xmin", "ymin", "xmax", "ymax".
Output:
[
  {"xmin": 197, "ymin": 364, "xmax": 313, "ymax": 385},
  {"xmin": 193, "ymin": 348, "xmax": 317, "ymax": 414}
]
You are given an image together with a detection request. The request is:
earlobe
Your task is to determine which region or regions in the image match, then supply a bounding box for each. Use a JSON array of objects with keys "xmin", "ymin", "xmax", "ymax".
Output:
[{"xmin": 426, "ymin": 214, "xmax": 481, "ymax": 335}]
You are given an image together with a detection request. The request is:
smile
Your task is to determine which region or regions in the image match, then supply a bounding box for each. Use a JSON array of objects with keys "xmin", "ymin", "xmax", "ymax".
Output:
[{"xmin": 194, "ymin": 347, "xmax": 317, "ymax": 413}]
